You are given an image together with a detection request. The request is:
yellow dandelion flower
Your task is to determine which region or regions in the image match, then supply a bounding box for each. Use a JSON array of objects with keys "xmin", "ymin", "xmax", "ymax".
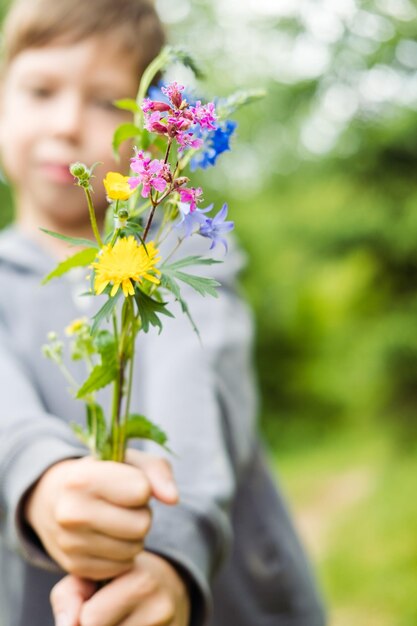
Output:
[
  {"xmin": 92, "ymin": 236, "xmax": 161, "ymax": 298},
  {"xmin": 103, "ymin": 172, "xmax": 134, "ymax": 201},
  {"xmin": 65, "ymin": 317, "xmax": 88, "ymax": 336}
]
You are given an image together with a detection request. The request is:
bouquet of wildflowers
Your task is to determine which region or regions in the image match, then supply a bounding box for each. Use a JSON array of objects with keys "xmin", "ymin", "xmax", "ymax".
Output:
[{"xmin": 42, "ymin": 47, "xmax": 262, "ymax": 462}]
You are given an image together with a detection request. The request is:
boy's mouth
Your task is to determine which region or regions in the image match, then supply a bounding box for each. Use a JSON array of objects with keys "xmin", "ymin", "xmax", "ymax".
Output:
[{"xmin": 38, "ymin": 162, "xmax": 75, "ymax": 184}]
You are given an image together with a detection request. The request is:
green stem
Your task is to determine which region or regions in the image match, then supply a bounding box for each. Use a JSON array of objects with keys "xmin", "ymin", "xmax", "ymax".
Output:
[
  {"xmin": 84, "ymin": 187, "xmax": 103, "ymax": 247},
  {"xmin": 164, "ymin": 236, "xmax": 184, "ymax": 264},
  {"xmin": 120, "ymin": 300, "xmax": 136, "ymax": 460}
]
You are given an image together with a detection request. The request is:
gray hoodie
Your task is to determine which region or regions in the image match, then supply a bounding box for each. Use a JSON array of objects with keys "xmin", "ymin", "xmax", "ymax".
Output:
[{"xmin": 0, "ymin": 225, "xmax": 326, "ymax": 626}]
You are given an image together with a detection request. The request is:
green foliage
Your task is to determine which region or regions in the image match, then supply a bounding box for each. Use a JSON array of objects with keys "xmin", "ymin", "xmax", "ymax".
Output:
[
  {"xmin": 91, "ymin": 292, "xmax": 121, "ymax": 335},
  {"xmin": 160, "ymin": 273, "xmax": 200, "ymax": 336},
  {"xmin": 125, "ymin": 414, "xmax": 168, "ymax": 449},
  {"xmin": 39, "ymin": 227, "xmax": 97, "ymax": 248},
  {"xmin": 134, "ymin": 289, "xmax": 174, "ymax": 333},
  {"xmin": 161, "ymin": 257, "xmax": 221, "ymax": 298},
  {"xmin": 276, "ymin": 428, "xmax": 417, "ymax": 626},
  {"xmin": 114, "ymin": 98, "xmax": 141, "ymax": 114},
  {"xmin": 41, "ymin": 247, "xmax": 97, "ymax": 285},
  {"xmin": 76, "ymin": 331, "xmax": 117, "ymax": 398},
  {"xmin": 112, "ymin": 123, "xmax": 141, "ymax": 158}
]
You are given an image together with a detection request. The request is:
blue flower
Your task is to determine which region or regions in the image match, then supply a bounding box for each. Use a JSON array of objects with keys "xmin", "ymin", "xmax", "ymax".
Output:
[
  {"xmin": 199, "ymin": 203, "xmax": 234, "ymax": 252},
  {"xmin": 190, "ymin": 120, "xmax": 237, "ymax": 171}
]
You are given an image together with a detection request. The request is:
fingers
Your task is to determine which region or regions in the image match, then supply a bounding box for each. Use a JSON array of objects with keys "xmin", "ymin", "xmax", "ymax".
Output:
[
  {"xmin": 65, "ymin": 458, "xmax": 151, "ymax": 507},
  {"xmin": 58, "ymin": 529, "xmax": 145, "ymax": 562},
  {"xmin": 50, "ymin": 575, "xmax": 96, "ymax": 626},
  {"xmin": 125, "ymin": 450, "xmax": 179, "ymax": 505},
  {"xmin": 80, "ymin": 567, "xmax": 159, "ymax": 626},
  {"xmin": 56, "ymin": 498, "xmax": 152, "ymax": 540}
]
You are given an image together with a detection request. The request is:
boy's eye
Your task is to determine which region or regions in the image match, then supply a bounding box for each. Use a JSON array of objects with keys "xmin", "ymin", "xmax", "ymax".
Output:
[
  {"xmin": 93, "ymin": 98, "xmax": 119, "ymax": 112},
  {"xmin": 26, "ymin": 85, "xmax": 54, "ymax": 99}
]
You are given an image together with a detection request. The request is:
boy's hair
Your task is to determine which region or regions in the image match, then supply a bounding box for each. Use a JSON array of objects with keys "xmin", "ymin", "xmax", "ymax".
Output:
[{"xmin": 1, "ymin": 0, "xmax": 166, "ymax": 76}]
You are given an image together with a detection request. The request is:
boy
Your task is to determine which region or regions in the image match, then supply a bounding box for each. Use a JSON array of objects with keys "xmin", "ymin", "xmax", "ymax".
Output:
[{"xmin": 0, "ymin": 1, "xmax": 326, "ymax": 625}]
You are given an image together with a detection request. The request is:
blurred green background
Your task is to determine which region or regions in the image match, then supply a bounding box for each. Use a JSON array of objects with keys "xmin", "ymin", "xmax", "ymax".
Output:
[{"xmin": 1, "ymin": 0, "xmax": 417, "ymax": 623}]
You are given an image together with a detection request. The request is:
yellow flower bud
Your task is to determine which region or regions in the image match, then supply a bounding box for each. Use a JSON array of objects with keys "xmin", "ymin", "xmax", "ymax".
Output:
[{"xmin": 103, "ymin": 172, "xmax": 133, "ymax": 201}]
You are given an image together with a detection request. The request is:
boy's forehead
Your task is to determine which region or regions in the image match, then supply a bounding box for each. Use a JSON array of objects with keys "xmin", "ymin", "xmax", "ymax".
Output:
[{"xmin": 7, "ymin": 36, "xmax": 139, "ymax": 91}]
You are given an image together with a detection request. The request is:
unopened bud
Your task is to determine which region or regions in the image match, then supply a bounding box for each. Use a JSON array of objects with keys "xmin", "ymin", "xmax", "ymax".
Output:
[
  {"xmin": 69, "ymin": 162, "xmax": 89, "ymax": 179},
  {"xmin": 118, "ymin": 208, "xmax": 129, "ymax": 219},
  {"xmin": 174, "ymin": 177, "xmax": 189, "ymax": 189}
]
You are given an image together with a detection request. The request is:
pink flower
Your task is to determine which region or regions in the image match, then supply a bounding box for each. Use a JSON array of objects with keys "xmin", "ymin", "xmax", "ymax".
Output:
[
  {"xmin": 128, "ymin": 151, "xmax": 170, "ymax": 198},
  {"xmin": 144, "ymin": 111, "xmax": 167, "ymax": 135},
  {"xmin": 190, "ymin": 101, "xmax": 217, "ymax": 130},
  {"xmin": 142, "ymin": 98, "xmax": 171, "ymax": 113},
  {"xmin": 176, "ymin": 131, "xmax": 204, "ymax": 151},
  {"xmin": 178, "ymin": 187, "xmax": 203, "ymax": 212},
  {"xmin": 161, "ymin": 82, "xmax": 185, "ymax": 109}
]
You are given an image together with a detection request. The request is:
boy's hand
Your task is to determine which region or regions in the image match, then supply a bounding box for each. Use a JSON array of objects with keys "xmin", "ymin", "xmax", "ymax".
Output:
[
  {"xmin": 24, "ymin": 451, "xmax": 178, "ymax": 580},
  {"xmin": 50, "ymin": 550, "xmax": 191, "ymax": 626}
]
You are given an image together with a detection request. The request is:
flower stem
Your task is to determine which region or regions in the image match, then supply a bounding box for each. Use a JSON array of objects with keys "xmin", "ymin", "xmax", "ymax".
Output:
[{"xmin": 84, "ymin": 187, "xmax": 103, "ymax": 247}]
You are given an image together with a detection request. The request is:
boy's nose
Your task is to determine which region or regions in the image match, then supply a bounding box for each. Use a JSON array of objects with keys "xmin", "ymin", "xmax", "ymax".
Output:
[{"xmin": 49, "ymin": 93, "xmax": 84, "ymax": 142}]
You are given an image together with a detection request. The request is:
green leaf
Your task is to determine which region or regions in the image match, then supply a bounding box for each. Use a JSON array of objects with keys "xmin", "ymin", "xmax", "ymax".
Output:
[
  {"xmin": 94, "ymin": 330, "xmax": 116, "ymax": 360},
  {"xmin": 166, "ymin": 46, "xmax": 205, "ymax": 79},
  {"xmin": 125, "ymin": 414, "xmax": 169, "ymax": 449},
  {"xmin": 76, "ymin": 331, "xmax": 117, "ymax": 398},
  {"xmin": 161, "ymin": 266, "xmax": 220, "ymax": 298},
  {"xmin": 162, "ymin": 256, "xmax": 221, "ymax": 271},
  {"xmin": 216, "ymin": 89, "xmax": 267, "ymax": 119},
  {"xmin": 42, "ymin": 247, "xmax": 97, "ymax": 285},
  {"xmin": 76, "ymin": 362, "xmax": 117, "ymax": 399},
  {"xmin": 114, "ymin": 98, "xmax": 140, "ymax": 113},
  {"xmin": 112, "ymin": 123, "xmax": 141, "ymax": 158},
  {"xmin": 71, "ymin": 423, "xmax": 89, "ymax": 447},
  {"xmin": 134, "ymin": 289, "xmax": 174, "ymax": 334},
  {"xmin": 39, "ymin": 227, "xmax": 98, "ymax": 248},
  {"xmin": 91, "ymin": 293, "xmax": 121, "ymax": 335},
  {"xmin": 160, "ymin": 274, "xmax": 200, "ymax": 338},
  {"xmin": 86, "ymin": 402, "xmax": 110, "ymax": 454}
]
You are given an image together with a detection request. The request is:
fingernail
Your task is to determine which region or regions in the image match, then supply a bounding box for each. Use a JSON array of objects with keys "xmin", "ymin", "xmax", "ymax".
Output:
[{"xmin": 55, "ymin": 613, "xmax": 72, "ymax": 626}]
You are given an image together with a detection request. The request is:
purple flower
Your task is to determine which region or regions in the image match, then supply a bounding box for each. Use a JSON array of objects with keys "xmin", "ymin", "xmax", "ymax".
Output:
[
  {"xmin": 199, "ymin": 203, "xmax": 234, "ymax": 251},
  {"xmin": 128, "ymin": 150, "xmax": 169, "ymax": 198},
  {"xmin": 178, "ymin": 187, "xmax": 203, "ymax": 212},
  {"xmin": 190, "ymin": 101, "xmax": 217, "ymax": 130},
  {"xmin": 161, "ymin": 82, "xmax": 185, "ymax": 109},
  {"xmin": 177, "ymin": 203, "xmax": 212, "ymax": 237}
]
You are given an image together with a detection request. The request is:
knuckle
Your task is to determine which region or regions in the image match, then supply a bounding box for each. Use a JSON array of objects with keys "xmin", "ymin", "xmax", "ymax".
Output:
[
  {"xmin": 137, "ymin": 507, "xmax": 152, "ymax": 537},
  {"xmin": 80, "ymin": 607, "xmax": 100, "ymax": 626},
  {"xmin": 64, "ymin": 465, "xmax": 90, "ymax": 492},
  {"xmin": 132, "ymin": 473, "xmax": 152, "ymax": 504},
  {"xmin": 55, "ymin": 500, "xmax": 87, "ymax": 529},
  {"xmin": 156, "ymin": 594, "xmax": 176, "ymax": 624},
  {"xmin": 56, "ymin": 531, "xmax": 76, "ymax": 554},
  {"xmin": 136, "ymin": 570, "xmax": 158, "ymax": 597},
  {"xmin": 124, "ymin": 540, "xmax": 144, "ymax": 559}
]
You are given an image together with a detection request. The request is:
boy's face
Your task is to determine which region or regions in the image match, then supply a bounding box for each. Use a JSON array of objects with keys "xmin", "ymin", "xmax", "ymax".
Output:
[{"xmin": 0, "ymin": 35, "xmax": 139, "ymax": 230}]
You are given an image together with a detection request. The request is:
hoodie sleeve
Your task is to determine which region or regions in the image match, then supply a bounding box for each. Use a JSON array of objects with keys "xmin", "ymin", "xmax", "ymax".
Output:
[{"xmin": 0, "ymin": 320, "xmax": 88, "ymax": 571}]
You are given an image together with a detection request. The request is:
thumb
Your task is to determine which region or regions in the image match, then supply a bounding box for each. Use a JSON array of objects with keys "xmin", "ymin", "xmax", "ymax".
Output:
[
  {"xmin": 50, "ymin": 575, "xmax": 96, "ymax": 626},
  {"xmin": 125, "ymin": 449, "xmax": 179, "ymax": 505}
]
